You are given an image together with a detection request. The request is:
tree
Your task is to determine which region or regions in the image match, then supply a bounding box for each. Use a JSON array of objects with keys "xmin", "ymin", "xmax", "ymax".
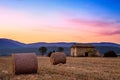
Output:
[
  {"xmin": 39, "ymin": 47, "xmax": 47, "ymax": 56},
  {"xmin": 57, "ymin": 47, "xmax": 64, "ymax": 52},
  {"xmin": 85, "ymin": 48, "xmax": 95, "ymax": 57},
  {"xmin": 104, "ymin": 50, "xmax": 117, "ymax": 57},
  {"xmin": 86, "ymin": 48, "xmax": 95, "ymax": 53}
]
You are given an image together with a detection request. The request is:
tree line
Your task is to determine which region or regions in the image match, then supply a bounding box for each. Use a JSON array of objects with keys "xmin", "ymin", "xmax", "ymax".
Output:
[{"xmin": 38, "ymin": 47, "xmax": 64, "ymax": 56}]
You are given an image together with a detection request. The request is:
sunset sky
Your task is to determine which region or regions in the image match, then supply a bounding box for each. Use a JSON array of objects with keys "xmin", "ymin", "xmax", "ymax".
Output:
[{"xmin": 0, "ymin": 0, "xmax": 120, "ymax": 43}]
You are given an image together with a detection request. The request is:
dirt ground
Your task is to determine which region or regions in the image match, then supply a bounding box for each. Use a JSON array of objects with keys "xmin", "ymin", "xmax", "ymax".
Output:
[{"xmin": 0, "ymin": 56, "xmax": 120, "ymax": 80}]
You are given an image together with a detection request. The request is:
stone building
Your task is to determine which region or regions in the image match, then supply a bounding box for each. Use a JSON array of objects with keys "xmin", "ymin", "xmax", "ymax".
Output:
[{"xmin": 71, "ymin": 43, "xmax": 100, "ymax": 57}]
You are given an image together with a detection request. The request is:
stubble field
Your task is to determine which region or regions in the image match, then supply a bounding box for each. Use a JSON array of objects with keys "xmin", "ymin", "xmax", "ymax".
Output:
[{"xmin": 0, "ymin": 56, "xmax": 120, "ymax": 80}]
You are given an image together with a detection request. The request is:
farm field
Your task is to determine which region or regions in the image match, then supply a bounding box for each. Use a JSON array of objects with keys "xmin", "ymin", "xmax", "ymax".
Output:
[{"xmin": 0, "ymin": 56, "xmax": 120, "ymax": 80}]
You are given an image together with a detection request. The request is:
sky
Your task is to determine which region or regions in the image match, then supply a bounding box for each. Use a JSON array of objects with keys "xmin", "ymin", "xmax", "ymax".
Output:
[{"xmin": 0, "ymin": 0, "xmax": 120, "ymax": 43}]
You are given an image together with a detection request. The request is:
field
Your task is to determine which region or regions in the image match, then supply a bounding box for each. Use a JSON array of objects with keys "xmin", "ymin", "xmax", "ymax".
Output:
[{"xmin": 0, "ymin": 57, "xmax": 120, "ymax": 80}]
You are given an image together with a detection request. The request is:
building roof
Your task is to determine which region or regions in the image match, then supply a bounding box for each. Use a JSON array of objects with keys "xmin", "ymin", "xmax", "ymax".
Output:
[{"xmin": 71, "ymin": 43, "xmax": 95, "ymax": 48}]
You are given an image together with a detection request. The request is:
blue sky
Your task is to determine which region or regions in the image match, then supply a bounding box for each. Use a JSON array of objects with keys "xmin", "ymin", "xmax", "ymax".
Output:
[{"xmin": 1, "ymin": 0, "xmax": 120, "ymax": 20}]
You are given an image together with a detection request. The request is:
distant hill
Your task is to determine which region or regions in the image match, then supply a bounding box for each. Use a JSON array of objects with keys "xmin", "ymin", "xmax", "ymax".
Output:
[
  {"xmin": 91, "ymin": 42, "xmax": 120, "ymax": 55},
  {"xmin": 0, "ymin": 38, "xmax": 120, "ymax": 56},
  {"xmin": 0, "ymin": 38, "xmax": 26, "ymax": 49},
  {"xmin": 27, "ymin": 42, "xmax": 75, "ymax": 48},
  {"xmin": 92, "ymin": 42, "xmax": 120, "ymax": 47}
]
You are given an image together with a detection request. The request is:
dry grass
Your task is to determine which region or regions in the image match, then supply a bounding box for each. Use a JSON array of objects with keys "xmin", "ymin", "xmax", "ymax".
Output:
[{"xmin": 0, "ymin": 56, "xmax": 120, "ymax": 80}]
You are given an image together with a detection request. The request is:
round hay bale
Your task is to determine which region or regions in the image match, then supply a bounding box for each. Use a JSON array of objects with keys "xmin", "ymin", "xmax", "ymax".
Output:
[
  {"xmin": 12, "ymin": 53, "xmax": 38, "ymax": 74},
  {"xmin": 50, "ymin": 52, "xmax": 66, "ymax": 65}
]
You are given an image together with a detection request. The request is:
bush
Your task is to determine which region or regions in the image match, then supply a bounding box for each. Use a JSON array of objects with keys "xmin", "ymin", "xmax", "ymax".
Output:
[
  {"xmin": 48, "ymin": 52, "xmax": 52, "ymax": 57},
  {"xmin": 48, "ymin": 50, "xmax": 56, "ymax": 57},
  {"xmin": 90, "ymin": 53, "xmax": 99, "ymax": 57},
  {"xmin": 104, "ymin": 51, "xmax": 118, "ymax": 57}
]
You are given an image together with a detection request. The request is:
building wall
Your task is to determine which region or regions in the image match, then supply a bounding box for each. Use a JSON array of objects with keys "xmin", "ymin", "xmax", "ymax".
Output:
[
  {"xmin": 71, "ymin": 47, "xmax": 99, "ymax": 57},
  {"xmin": 71, "ymin": 47, "xmax": 77, "ymax": 56},
  {"xmin": 76, "ymin": 48, "xmax": 86, "ymax": 56},
  {"xmin": 71, "ymin": 48, "xmax": 74, "ymax": 56}
]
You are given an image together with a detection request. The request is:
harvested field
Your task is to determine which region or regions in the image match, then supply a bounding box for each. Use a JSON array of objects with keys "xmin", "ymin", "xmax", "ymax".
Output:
[{"xmin": 0, "ymin": 56, "xmax": 120, "ymax": 80}]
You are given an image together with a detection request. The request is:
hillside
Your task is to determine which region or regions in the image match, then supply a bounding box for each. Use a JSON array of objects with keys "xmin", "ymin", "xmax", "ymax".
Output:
[
  {"xmin": 0, "ymin": 38, "xmax": 26, "ymax": 49},
  {"xmin": 0, "ymin": 38, "xmax": 120, "ymax": 56}
]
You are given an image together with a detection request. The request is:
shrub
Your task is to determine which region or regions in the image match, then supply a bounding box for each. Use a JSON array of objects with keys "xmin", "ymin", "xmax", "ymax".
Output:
[
  {"xmin": 104, "ymin": 51, "xmax": 118, "ymax": 57},
  {"xmin": 48, "ymin": 51, "xmax": 52, "ymax": 57},
  {"xmin": 90, "ymin": 53, "xmax": 99, "ymax": 57}
]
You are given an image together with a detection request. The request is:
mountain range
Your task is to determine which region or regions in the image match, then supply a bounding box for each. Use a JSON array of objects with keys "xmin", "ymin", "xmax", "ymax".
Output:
[{"xmin": 0, "ymin": 38, "xmax": 120, "ymax": 56}]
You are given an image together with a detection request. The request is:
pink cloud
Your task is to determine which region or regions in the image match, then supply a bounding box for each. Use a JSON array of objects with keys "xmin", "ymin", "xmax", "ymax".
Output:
[
  {"xmin": 62, "ymin": 13, "xmax": 120, "ymax": 36},
  {"xmin": 68, "ymin": 18, "xmax": 119, "ymax": 28},
  {"xmin": 99, "ymin": 30, "xmax": 120, "ymax": 36}
]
